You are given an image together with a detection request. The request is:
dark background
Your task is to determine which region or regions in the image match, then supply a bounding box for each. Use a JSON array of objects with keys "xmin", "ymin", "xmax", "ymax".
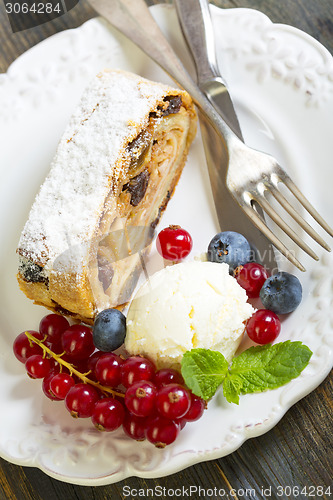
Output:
[{"xmin": 0, "ymin": 1, "xmax": 332, "ymax": 499}]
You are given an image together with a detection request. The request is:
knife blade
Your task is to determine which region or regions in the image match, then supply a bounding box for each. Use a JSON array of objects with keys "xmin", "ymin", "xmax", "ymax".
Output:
[{"xmin": 174, "ymin": 0, "xmax": 277, "ymax": 272}]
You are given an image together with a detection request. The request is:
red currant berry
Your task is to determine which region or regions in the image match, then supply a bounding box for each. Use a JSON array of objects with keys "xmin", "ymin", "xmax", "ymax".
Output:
[
  {"xmin": 95, "ymin": 353, "xmax": 123, "ymax": 387},
  {"xmin": 176, "ymin": 417, "xmax": 187, "ymax": 430},
  {"xmin": 86, "ymin": 351, "xmax": 104, "ymax": 381},
  {"xmin": 156, "ymin": 225, "xmax": 193, "ymax": 261},
  {"xmin": 145, "ymin": 416, "xmax": 180, "ymax": 448},
  {"xmin": 235, "ymin": 262, "xmax": 269, "ymax": 298},
  {"xmin": 91, "ymin": 398, "xmax": 125, "ymax": 431},
  {"xmin": 42, "ymin": 369, "xmax": 62, "ymax": 401},
  {"xmin": 49, "ymin": 372, "xmax": 75, "ymax": 400},
  {"xmin": 155, "ymin": 368, "xmax": 184, "ymax": 388},
  {"xmin": 69, "ymin": 358, "xmax": 90, "ymax": 380},
  {"xmin": 25, "ymin": 354, "xmax": 51, "ymax": 379},
  {"xmin": 39, "ymin": 314, "xmax": 70, "ymax": 347},
  {"xmin": 121, "ymin": 356, "xmax": 155, "ymax": 388},
  {"xmin": 182, "ymin": 393, "xmax": 206, "ymax": 422},
  {"xmin": 125, "ymin": 380, "xmax": 157, "ymax": 417},
  {"xmin": 65, "ymin": 383, "xmax": 100, "ymax": 418},
  {"xmin": 246, "ymin": 309, "xmax": 281, "ymax": 345},
  {"xmin": 156, "ymin": 383, "xmax": 191, "ymax": 419},
  {"xmin": 122, "ymin": 413, "xmax": 148, "ymax": 441},
  {"xmin": 61, "ymin": 324, "xmax": 95, "ymax": 361},
  {"xmin": 13, "ymin": 331, "xmax": 44, "ymax": 363}
]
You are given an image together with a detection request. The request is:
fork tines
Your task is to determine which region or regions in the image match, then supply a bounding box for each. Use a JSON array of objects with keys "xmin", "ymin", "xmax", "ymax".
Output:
[{"xmin": 240, "ymin": 168, "xmax": 333, "ymax": 272}]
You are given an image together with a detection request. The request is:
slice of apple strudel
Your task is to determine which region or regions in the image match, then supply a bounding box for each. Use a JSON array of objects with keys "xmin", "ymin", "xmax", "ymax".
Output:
[{"xmin": 17, "ymin": 69, "xmax": 197, "ymax": 324}]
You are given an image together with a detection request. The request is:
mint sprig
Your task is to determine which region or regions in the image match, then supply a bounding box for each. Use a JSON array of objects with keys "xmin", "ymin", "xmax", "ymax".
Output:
[
  {"xmin": 181, "ymin": 348, "xmax": 229, "ymax": 400},
  {"xmin": 181, "ymin": 341, "xmax": 312, "ymax": 404}
]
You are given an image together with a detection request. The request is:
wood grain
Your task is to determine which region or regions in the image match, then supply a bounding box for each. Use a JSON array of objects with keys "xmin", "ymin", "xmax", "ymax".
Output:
[{"xmin": 0, "ymin": 1, "xmax": 332, "ymax": 499}]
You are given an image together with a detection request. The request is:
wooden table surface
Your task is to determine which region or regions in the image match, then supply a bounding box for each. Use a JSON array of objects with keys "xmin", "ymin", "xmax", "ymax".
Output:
[{"xmin": 0, "ymin": 1, "xmax": 332, "ymax": 499}]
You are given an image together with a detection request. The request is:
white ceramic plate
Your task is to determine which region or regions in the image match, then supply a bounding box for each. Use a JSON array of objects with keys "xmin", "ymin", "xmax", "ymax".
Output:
[{"xmin": 0, "ymin": 5, "xmax": 332, "ymax": 486}]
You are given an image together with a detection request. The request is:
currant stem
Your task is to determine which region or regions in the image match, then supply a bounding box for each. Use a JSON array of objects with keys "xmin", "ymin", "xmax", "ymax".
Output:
[{"xmin": 24, "ymin": 331, "xmax": 125, "ymax": 398}]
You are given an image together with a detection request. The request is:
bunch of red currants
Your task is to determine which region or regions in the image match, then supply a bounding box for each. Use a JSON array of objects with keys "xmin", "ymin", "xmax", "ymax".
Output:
[{"xmin": 13, "ymin": 313, "xmax": 206, "ymax": 448}]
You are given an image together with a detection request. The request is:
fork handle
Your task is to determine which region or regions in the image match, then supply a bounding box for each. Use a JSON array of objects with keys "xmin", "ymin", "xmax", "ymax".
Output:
[
  {"xmin": 89, "ymin": 0, "xmax": 238, "ymax": 147},
  {"xmin": 174, "ymin": 0, "xmax": 220, "ymax": 85}
]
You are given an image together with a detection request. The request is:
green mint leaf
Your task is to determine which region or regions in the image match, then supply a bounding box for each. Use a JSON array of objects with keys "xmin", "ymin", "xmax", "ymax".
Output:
[
  {"xmin": 222, "ymin": 376, "xmax": 242, "ymax": 405},
  {"xmin": 226, "ymin": 340, "xmax": 312, "ymax": 398},
  {"xmin": 181, "ymin": 348, "xmax": 229, "ymax": 400}
]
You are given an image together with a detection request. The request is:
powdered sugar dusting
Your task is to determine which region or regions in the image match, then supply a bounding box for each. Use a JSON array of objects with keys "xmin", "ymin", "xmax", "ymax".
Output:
[{"xmin": 18, "ymin": 69, "xmax": 178, "ymax": 272}]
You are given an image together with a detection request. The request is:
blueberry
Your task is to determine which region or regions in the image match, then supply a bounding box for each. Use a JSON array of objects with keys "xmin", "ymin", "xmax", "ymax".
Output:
[
  {"xmin": 93, "ymin": 309, "xmax": 126, "ymax": 352},
  {"xmin": 207, "ymin": 231, "xmax": 253, "ymax": 273},
  {"xmin": 260, "ymin": 272, "xmax": 302, "ymax": 314}
]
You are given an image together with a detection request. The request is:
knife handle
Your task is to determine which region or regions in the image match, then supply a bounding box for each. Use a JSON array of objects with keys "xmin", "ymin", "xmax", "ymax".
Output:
[{"xmin": 174, "ymin": 0, "xmax": 222, "ymax": 85}]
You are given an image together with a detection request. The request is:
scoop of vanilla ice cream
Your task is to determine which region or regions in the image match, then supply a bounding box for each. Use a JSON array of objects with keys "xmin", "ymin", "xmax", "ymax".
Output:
[{"xmin": 125, "ymin": 261, "xmax": 254, "ymax": 368}]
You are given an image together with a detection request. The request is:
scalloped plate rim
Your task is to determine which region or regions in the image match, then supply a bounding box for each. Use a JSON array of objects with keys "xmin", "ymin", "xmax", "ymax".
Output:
[{"xmin": 0, "ymin": 4, "xmax": 332, "ymax": 486}]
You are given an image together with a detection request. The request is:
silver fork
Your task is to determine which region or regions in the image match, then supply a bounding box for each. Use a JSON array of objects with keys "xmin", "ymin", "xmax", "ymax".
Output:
[{"xmin": 88, "ymin": 0, "xmax": 333, "ymax": 271}]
